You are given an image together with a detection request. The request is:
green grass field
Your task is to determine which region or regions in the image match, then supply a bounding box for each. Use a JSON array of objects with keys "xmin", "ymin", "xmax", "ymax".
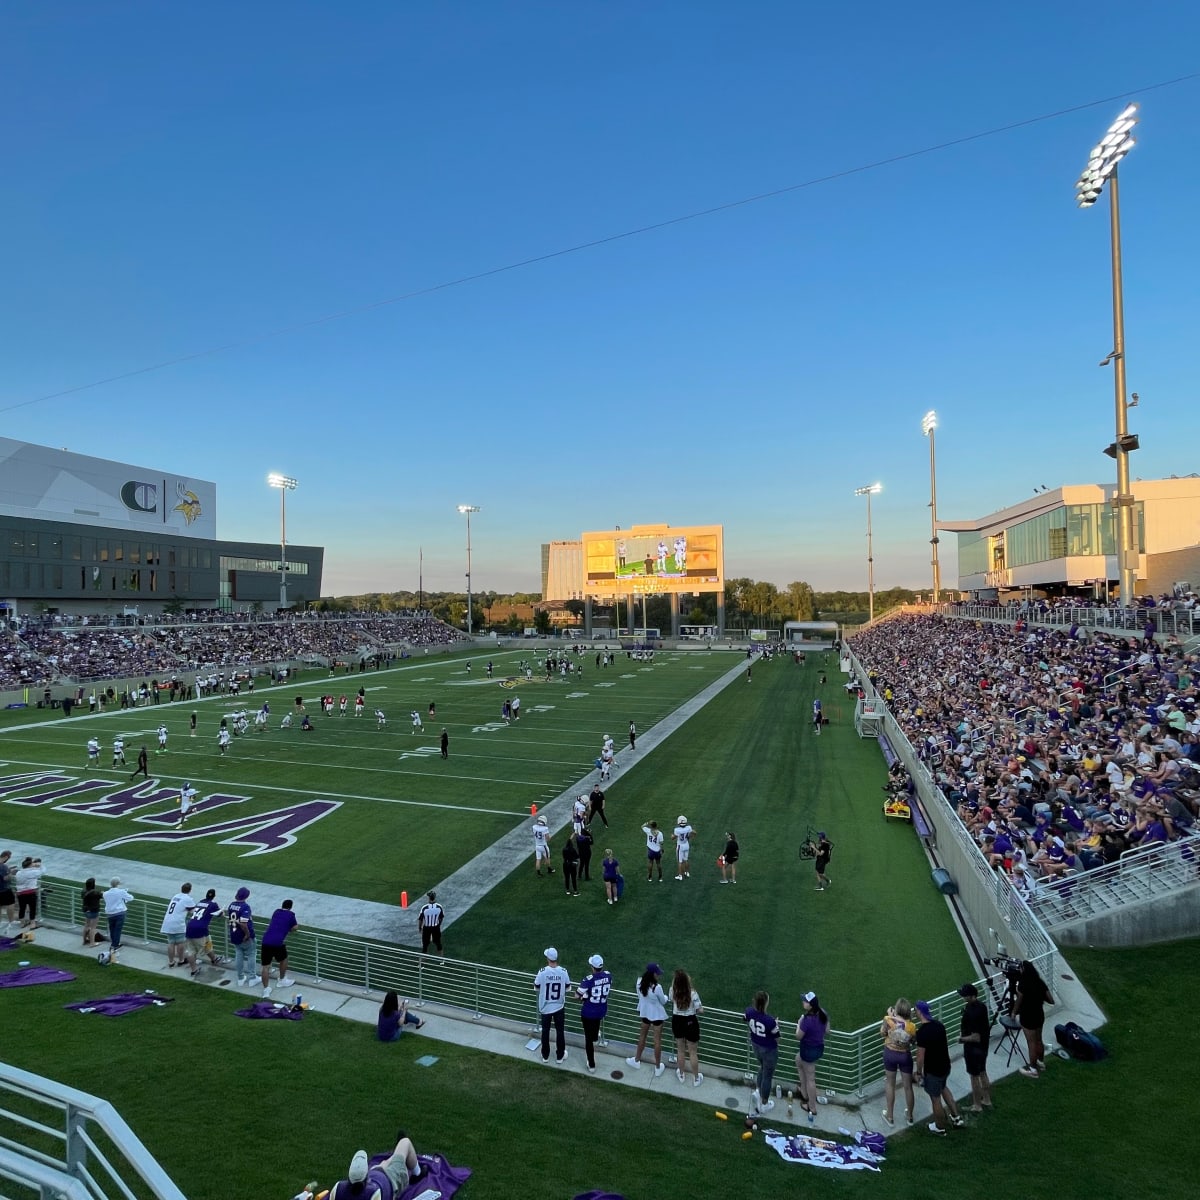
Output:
[
  {"xmin": 3, "ymin": 938, "xmax": 1196, "ymax": 1200},
  {"xmin": 2, "ymin": 647, "xmax": 969, "ymax": 1023}
]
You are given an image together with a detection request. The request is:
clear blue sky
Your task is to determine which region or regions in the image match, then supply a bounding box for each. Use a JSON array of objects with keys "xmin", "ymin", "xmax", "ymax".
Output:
[{"xmin": 2, "ymin": 2, "xmax": 1197, "ymax": 597}]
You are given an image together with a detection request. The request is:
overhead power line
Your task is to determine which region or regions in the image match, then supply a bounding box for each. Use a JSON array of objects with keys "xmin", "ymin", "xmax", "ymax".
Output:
[{"xmin": 3, "ymin": 70, "xmax": 1198, "ymax": 416}]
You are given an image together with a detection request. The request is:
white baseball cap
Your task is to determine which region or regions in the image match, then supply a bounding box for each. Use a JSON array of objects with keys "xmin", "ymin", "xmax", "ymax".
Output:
[
  {"xmin": 588, "ymin": 953, "xmax": 604, "ymax": 968},
  {"xmin": 544, "ymin": 947, "xmax": 559, "ymax": 961}
]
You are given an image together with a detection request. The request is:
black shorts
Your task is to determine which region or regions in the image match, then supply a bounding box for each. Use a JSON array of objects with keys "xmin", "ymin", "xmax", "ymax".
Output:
[
  {"xmin": 671, "ymin": 1014, "xmax": 701, "ymax": 1042},
  {"xmin": 421, "ymin": 924, "xmax": 442, "ymax": 950},
  {"xmin": 963, "ymin": 1046, "xmax": 988, "ymax": 1076},
  {"xmin": 260, "ymin": 943, "xmax": 289, "ymax": 966}
]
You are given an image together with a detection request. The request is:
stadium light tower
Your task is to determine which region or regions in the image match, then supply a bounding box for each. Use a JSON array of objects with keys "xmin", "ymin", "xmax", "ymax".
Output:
[
  {"xmin": 267, "ymin": 473, "xmax": 297, "ymax": 609},
  {"xmin": 457, "ymin": 505, "xmax": 480, "ymax": 636},
  {"xmin": 1076, "ymin": 102, "xmax": 1139, "ymax": 606},
  {"xmin": 922, "ymin": 411, "xmax": 941, "ymax": 604},
  {"xmin": 854, "ymin": 484, "xmax": 882, "ymax": 623}
]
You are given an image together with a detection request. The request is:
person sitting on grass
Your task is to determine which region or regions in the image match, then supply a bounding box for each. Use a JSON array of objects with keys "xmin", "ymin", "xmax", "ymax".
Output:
[{"xmin": 376, "ymin": 991, "xmax": 425, "ymax": 1041}]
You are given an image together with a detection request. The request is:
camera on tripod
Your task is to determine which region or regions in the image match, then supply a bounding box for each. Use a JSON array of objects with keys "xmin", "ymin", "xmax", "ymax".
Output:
[{"xmin": 985, "ymin": 954, "xmax": 1026, "ymax": 1001}]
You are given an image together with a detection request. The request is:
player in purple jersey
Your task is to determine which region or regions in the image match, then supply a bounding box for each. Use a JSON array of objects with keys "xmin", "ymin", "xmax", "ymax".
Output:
[{"xmin": 576, "ymin": 953, "xmax": 612, "ymax": 1073}]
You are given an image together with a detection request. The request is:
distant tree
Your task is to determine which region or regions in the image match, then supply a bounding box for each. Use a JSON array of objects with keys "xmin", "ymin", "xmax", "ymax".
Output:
[
  {"xmin": 785, "ymin": 581, "xmax": 815, "ymax": 621},
  {"xmin": 505, "ymin": 614, "xmax": 523, "ymax": 634},
  {"xmin": 534, "ymin": 609, "xmax": 552, "ymax": 636},
  {"xmin": 563, "ymin": 599, "xmax": 586, "ymax": 625}
]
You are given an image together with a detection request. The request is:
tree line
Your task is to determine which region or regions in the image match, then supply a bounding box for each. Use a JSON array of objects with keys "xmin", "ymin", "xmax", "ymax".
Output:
[{"xmin": 313, "ymin": 582, "xmax": 922, "ymax": 632}]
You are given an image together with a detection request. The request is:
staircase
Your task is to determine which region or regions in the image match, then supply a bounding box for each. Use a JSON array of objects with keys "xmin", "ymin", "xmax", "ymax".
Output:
[{"xmin": 1029, "ymin": 835, "xmax": 1200, "ymax": 938}]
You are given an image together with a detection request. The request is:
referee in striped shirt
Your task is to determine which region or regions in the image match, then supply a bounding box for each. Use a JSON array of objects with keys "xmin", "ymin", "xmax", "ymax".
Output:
[{"xmin": 418, "ymin": 891, "xmax": 445, "ymax": 960}]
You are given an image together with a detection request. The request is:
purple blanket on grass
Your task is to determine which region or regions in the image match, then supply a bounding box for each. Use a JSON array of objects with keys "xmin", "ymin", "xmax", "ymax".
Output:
[
  {"xmin": 573, "ymin": 1193, "xmax": 627, "ymax": 1200},
  {"xmin": 0, "ymin": 936, "xmax": 24, "ymax": 951},
  {"xmin": 0, "ymin": 967, "xmax": 76, "ymax": 987},
  {"xmin": 65, "ymin": 993, "xmax": 174, "ymax": 1016},
  {"xmin": 235, "ymin": 1001, "xmax": 305, "ymax": 1020},
  {"xmin": 354, "ymin": 1152, "xmax": 471, "ymax": 1200}
]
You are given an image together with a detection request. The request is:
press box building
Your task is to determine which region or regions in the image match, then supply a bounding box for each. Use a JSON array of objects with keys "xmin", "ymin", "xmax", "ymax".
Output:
[{"xmin": 0, "ymin": 439, "xmax": 323, "ymax": 617}]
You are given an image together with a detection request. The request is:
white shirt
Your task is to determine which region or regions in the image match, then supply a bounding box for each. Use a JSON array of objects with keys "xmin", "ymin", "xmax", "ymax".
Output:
[
  {"xmin": 643, "ymin": 825, "xmax": 664, "ymax": 852},
  {"xmin": 103, "ymin": 886, "xmax": 133, "ymax": 915},
  {"xmin": 534, "ymin": 964, "xmax": 571, "ymax": 1014},
  {"xmin": 673, "ymin": 824, "xmax": 694, "ymax": 852},
  {"xmin": 533, "ymin": 825, "xmax": 550, "ymax": 851},
  {"xmin": 636, "ymin": 979, "xmax": 668, "ymax": 1022},
  {"xmin": 161, "ymin": 891, "xmax": 192, "ymax": 935}
]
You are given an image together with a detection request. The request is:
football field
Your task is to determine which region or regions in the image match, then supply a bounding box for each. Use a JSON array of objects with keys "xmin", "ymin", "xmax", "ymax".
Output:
[{"xmin": 1, "ymin": 645, "xmax": 970, "ymax": 1023}]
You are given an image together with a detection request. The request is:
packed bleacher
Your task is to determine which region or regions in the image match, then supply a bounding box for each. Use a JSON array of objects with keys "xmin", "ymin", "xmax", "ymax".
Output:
[
  {"xmin": 850, "ymin": 613, "xmax": 1200, "ymax": 896},
  {"xmin": 0, "ymin": 612, "xmax": 466, "ymax": 691}
]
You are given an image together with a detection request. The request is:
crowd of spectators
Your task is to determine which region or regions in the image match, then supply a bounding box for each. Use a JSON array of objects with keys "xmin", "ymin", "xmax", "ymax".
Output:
[
  {"xmin": 851, "ymin": 614, "xmax": 1200, "ymax": 897},
  {"xmin": 0, "ymin": 612, "xmax": 465, "ymax": 691}
]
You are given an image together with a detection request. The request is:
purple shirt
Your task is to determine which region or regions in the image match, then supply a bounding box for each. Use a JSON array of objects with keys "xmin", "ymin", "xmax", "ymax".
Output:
[
  {"xmin": 185, "ymin": 899, "xmax": 221, "ymax": 940},
  {"xmin": 744, "ymin": 1006, "xmax": 780, "ymax": 1049},
  {"xmin": 798, "ymin": 1012, "xmax": 827, "ymax": 1053},
  {"xmin": 262, "ymin": 907, "xmax": 298, "ymax": 946}
]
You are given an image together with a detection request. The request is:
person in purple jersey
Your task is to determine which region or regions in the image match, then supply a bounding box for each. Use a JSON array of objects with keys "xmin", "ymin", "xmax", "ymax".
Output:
[
  {"xmin": 184, "ymin": 889, "xmax": 224, "ymax": 975},
  {"xmin": 226, "ymin": 886, "xmax": 256, "ymax": 987},
  {"xmin": 576, "ymin": 952, "xmax": 612, "ymax": 1074},
  {"xmin": 260, "ymin": 898, "xmax": 298, "ymax": 998},
  {"xmin": 744, "ymin": 990, "xmax": 781, "ymax": 1113}
]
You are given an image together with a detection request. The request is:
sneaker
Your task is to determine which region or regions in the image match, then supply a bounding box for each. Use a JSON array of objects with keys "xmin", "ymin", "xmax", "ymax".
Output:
[
  {"xmin": 1019, "ymin": 1066, "xmax": 1039, "ymax": 1078},
  {"xmin": 694, "ymin": 1073, "xmax": 704, "ymax": 1087},
  {"xmin": 928, "ymin": 1122, "xmax": 946, "ymax": 1135},
  {"xmin": 674, "ymin": 874, "xmax": 683, "ymax": 881},
  {"xmin": 950, "ymin": 1115, "xmax": 964, "ymax": 1128},
  {"xmin": 557, "ymin": 1052, "xmax": 568, "ymax": 1064},
  {"xmin": 906, "ymin": 1113, "xmax": 914, "ymax": 1126},
  {"xmin": 625, "ymin": 1057, "xmax": 641, "ymax": 1069},
  {"xmin": 654, "ymin": 1063, "xmax": 666, "ymax": 1077},
  {"xmin": 607, "ymin": 899, "xmax": 613, "ymax": 905},
  {"xmin": 262, "ymin": 986, "xmax": 272, "ymax": 999},
  {"xmin": 237, "ymin": 976, "xmax": 248, "ymax": 987},
  {"xmin": 676, "ymin": 1069, "xmax": 685, "ymax": 1083},
  {"xmin": 541, "ymin": 1056, "xmax": 550, "ymax": 1064},
  {"xmin": 719, "ymin": 879, "xmax": 729, "ymax": 884},
  {"xmin": 587, "ymin": 1065, "xmax": 596, "ymax": 1074},
  {"xmin": 278, "ymin": 977, "xmax": 295, "ymax": 988},
  {"xmin": 881, "ymin": 1111, "xmax": 895, "ymax": 1127},
  {"xmin": 760, "ymin": 1099, "xmax": 775, "ymax": 1113}
]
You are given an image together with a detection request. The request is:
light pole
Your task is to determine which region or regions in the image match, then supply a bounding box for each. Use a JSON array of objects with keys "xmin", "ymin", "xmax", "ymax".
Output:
[
  {"xmin": 922, "ymin": 411, "xmax": 941, "ymax": 604},
  {"xmin": 457, "ymin": 505, "xmax": 480, "ymax": 636},
  {"xmin": 267, "ymin": 473, "xmax": 297, "ymax": 609},
  {"xmin": 854, "ymin": 484, "xmax": 882, "ymax": 623},
  {"xmin": 1076, "ymin": 102, "xmax": 1139, "ymax": 606}
]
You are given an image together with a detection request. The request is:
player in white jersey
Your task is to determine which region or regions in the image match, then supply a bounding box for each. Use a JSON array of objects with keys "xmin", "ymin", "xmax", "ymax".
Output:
[
  {"xmin": 674, "ymin": 535, "xmax": 687, "ymax": 571},
  {"xmin": 532, "ymin": 816, "xmax": 554, "ymax": 877},
  {"xmin": 280, "ymin": 713, "xmax": 293, "ymax": 729},
  {"xmin": 410, "ymin": 710, "xmax": 423, "ymax": 734},
  {"xmin": 672, "ymin": 816, "xmax": 695, "ymax": 881},
  {"xmin": 86, "ymin": 738, "xmax": 101, "ymax": 769},
  {"xmin": 643, "ymin": 820, "xmax": 666, "ymax": 881},
  {"xmin": 217, "ymin": 728, "xmax": 231, "ymax": 755},
  {"xmin": 512, "ymin": 695, "xmax": 521, "ymax": 720},
  {"xmin": 156, "ymin": 725, "xmax": 168, "ymax": 753},
  {"xmin": 572, "ymin": 795, "xmax": 589, "ymax": 835},
  {"xmin": 375, "ymin": 708, "xmax": 387, "ymax": 728},
  {"xmin": 254, "ymin": 707, "xmax": 268, "ymax": 730},
  {"xmin": 112, "ymin": 737, "xmax": 126, "ymax": 767},
  {"xmin": 178, "ymin": 782, "xmax": 198, "ymax": 826}
]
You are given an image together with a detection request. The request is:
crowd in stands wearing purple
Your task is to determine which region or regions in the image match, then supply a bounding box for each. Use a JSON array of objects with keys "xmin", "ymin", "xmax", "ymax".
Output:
[
  {"xmin": 0, "ymin": 612, "xmax": 465, "ymax": 691},
  {"xmin": 852, "ymin": 614, "xmax": 1199, "ymax": 897}
]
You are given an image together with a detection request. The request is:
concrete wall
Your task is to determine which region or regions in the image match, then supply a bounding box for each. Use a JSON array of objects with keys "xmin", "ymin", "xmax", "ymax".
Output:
[{"xmin": 1054, "ymin": 886, "xmax": 1200, "ymax": 948}]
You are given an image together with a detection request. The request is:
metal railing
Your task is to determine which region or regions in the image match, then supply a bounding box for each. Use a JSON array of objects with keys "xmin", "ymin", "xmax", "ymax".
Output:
[
  {"xmin": 0, "ymin": 1062, "xmax": 186, "ymax": 1200},
  {"xmin": 1027, "ymin": 834, "xmax": 1200, "ymax": 926},
  {"xmin": 938, "ymin": 602, "xmax": 1199, "ymax": 640},
  {"xmin": 38, "ymin": 881, "xmax": 1019, "ymax": 1101}
]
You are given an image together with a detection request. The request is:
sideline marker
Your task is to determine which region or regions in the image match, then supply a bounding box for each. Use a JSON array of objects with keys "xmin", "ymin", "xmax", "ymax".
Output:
[{"xmin": 400, "ymin": 891, "xmax": 409, "ymax": 908}]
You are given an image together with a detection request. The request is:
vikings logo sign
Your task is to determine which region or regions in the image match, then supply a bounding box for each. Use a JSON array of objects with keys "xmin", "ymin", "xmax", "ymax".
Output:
[{"xmin": 173, "ymin": 481, "xmax": 203, "ymax": 525}]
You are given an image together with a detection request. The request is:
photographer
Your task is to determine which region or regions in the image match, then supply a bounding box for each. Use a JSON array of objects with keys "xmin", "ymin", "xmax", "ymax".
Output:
[{"xmin": 1013, "ymin": 960, "xmax": 1055, "ymax": 1078}]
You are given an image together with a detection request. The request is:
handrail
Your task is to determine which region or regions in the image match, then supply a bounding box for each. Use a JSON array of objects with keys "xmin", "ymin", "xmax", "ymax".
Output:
[
  {"xmin": 0, "ymin": 1062, "xmax": 187, "ymax": 1200},
  {"xmin": 37, "ymin": 881, "xmax": 1032, "ymax": 1100}
]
